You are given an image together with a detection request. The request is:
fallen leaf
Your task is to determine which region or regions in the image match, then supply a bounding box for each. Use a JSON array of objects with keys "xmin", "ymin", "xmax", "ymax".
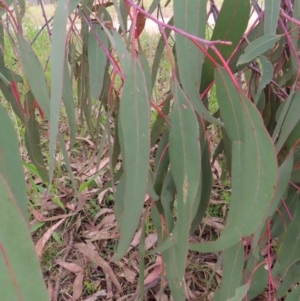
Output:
[
  {"xmin": 47, "ymin": 279, "xmax": 54, "ymax": 301},
  {"xmin": 82, "ymin": 290, "xmax": 107, "ymax": 301},
  {"xmin": 83, "ymin": 229, "xmax": 119, "ymax": 241},
  {"xmin": 56, "ymin": 261, "xmax": 84, "ymax": 273},
  {"xmin": 72, "ymin": 271, "xmax": 84, "ymax": 301},
  {"xmin": 144, "ymin": 256, "xmax": 162, "ymax": 286},
  {"xmin": 145, "ymin": 233, "xmax": 157, "ymax": 250},
  {"xmin": 74, "ymin": 243, "xmax": 122, "ymax": 293},
  {"xmin": 154, "ymin": 292, "xmax": 168, "ymax": 301},
  {"xmin": 122, "ymin": 266, "xmax": 137, "ymax": 284},
  {"xmin": 35, "ymin": 218, "xmax": 66, "ymax": 257}
]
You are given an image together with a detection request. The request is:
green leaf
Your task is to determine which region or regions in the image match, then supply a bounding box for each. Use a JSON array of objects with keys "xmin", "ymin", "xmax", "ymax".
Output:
[
  {"xmin": 0, "ymin": 175, "xmax": 48, "ymax": 301},
  {"xmin": 190, "ymin": 120, "xmax": 212, "ymax": 234},
  {"xmin": 227, "ymin": 284, "xmax": 250, "ymax": 301},
  {"xmin": 0, "ymin": 104, "xmax": 28, "ymax": 219},
  {"xmin": 246, "ymin": 255, "xmax": 268, "ymax": 300},
  {"xmin": 24, "ymin": 116, "xmax": 49, "ymax": 183},
  {"xmin": 17, "ymin": 35, "xmax": 50, "ymax": 118},
  {"xmin": 151, "ymin": 18, "xmax": 173, "ymax": 88},
  {"xmin": 237, "ymin": 35, "xmax": 281, "ymax": 66},
  {"xmin": 264, "ymin": 0, "xmax": 280, "ymax": 35},
  {"xmin": 213, "ymin": 243, "xmax": 244, "ymax": 301},
  {"xmin": 88, "ymin": 10, "xmax": 110, "ymax": 99},
  {"xmin": 112, "ymin": 46, "xmax": 150, "ymax": 261},
  {"xmin": 275, "ymin": 90, "xmax": 300, "ymax": 153},
  {"xmin": 0, "ymin": 80, "xmax": 25, "ymax": 123},
  {"xmin": 272, "ymin": 200, "xmax": 300, "ymax": 279},
  {"xmin": 190, "ymin": 67, "xmax": 278, "ymax": 253},
  {"xmin": 49, "ymin": 0, "xmax": 69, "ymax": 182},
  {"xmin": 200, "ymin": 0, "xmax": 250, "ymax": 92},
  {"xmin": 284, "ymin": 286, "xmax": 300, "ymax": 301},
  {"xmin": 169, "ymin": 82, "xmax": 201, "ymax": 279},
  {"xmin": 160, "ymin": 170, "xmax": 175, "ymax": 233},
  {"xmin": 173, "ymin": 0, "xmax": 221, "ymax": 126},
  {"xmin": 62, "ymin": 61, "xmax": 76, "ymax": 149},
  {"xmin": 277, "ymin": 261, "xmax": 300, "ymax": 298},
  {"xmin": 252, "ymin": 154, "xmax": 293, "ymax": 259},
  {"xmin": 69, "ymin": 0, "xmax": 81, "ymax": 14},
  {"xmin": 253, "ymin": 56, "xmax": 273, "ymax": 105}
]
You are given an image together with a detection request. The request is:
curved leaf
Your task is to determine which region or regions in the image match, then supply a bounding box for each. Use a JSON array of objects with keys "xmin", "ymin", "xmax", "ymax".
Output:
[
  {"xmin": 0, "ymin": 104, "xmax": 28, "ymax": 218},
  {"xmin": 237, "ymin": 35, "xmax": 281, "ymax": 66},
  {"xmin": 190, "ymin": 67, "xmax": 278, "ymax": 253},
  {"xmin": 112, "ymin": 38, "xmax": 150, "ymax": 260},
  {"xmin": 0, "ymin": 176, "xmax": 48, "ymax": 301}
]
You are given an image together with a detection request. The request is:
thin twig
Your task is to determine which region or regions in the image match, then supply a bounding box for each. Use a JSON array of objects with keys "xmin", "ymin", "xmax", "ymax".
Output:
[{"xmin": 38, "ymin": 0, "xmax": 52, "ymax": 41}]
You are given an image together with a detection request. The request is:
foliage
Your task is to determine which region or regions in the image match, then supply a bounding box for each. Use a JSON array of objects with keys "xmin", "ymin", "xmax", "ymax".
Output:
[{"xmin": 1, "ymin": 0, "xmax": 300, "ymax": 300}]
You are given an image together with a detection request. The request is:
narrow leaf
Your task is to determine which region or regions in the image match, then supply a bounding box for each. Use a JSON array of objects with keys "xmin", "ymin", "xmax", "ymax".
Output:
[
  {"xmin": 24, "ymin": 116, "xmax": 49, "ymax": 183},
  {"xmin": 0, "ymin": 176, "xmax": 48, "ymax": 301},
  {"xmin": 190, "ymin": 67, "xmax": 278, "ymax": 253},
  {"xmin": 237, "ymin": 35, "xmax": 281, "ymax": 65},
  {"xmin": 253, "ymin": 56, "xmax": 273, "ymax": 105},
  {"xmin": 275, "ymin": 90, "xmax": 300, "ymax": 153},
  {"xmin": 200, "ymin": 0, "xmax": 250, "ymax": 92},
  {"xmin": 264, "ymin": 0, "xmax": 280, "ymax": 35},
  {"xmin": 88, "ymin": 8, "xmax": 110, "ymax": 99},
  {"xmin": 169, "ymin": 82, "xmax": 201, "ymax": 279},
  {"xmin": 49, "ymin": 0, "xmax": 69, "ymax": 182},
  {"xmin": 173, "ymin": 0, "xmax": 221, "ymax": 125},
  {"xmin": 0, "ymin": 104, "xmax": 28, "ymax": 219},
  {"xmin": 112, "ymin": 47, "xmax": 150, "ymax": 260}
]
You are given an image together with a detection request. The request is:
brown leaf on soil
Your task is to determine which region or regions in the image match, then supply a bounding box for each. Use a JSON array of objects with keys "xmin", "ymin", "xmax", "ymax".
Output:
[
  {"xmin": 145, "ymin": 233, "xmax": 158, "ymax": 250},
  {"xmin": 71, "ymin": 271, "xmax": 84, "ymax": 301},
  {"xmin": 144, "ymin": 256, "xmax": 162, "ymax": 286},
  {"xmin": 82, "ymin": 290, "xmax": 107, "ymax": 301},
  {"xmin": 74, "ymin": 243, "xmax": 123, "ymax": 294},
  {"xmin": 122, "ymin": 266, "xmax": 137, "ymax": 284},
  {"xmin": 82, "ymin": 229, "xmax": 119, "ymax": 241},
  {"xmin": 47, "ymin": 279, "xmax": 54, "ymax": 301},
  {"xmin": 35, "ymin": 218, "xmax": 66, "ymax": 257},
  {"xmin": 56, "ymin": 261, "xmax": 84, "ymax": 274}
]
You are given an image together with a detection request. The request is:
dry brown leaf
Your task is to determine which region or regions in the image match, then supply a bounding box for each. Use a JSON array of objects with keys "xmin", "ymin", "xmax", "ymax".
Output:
[
  {"xmin": 122, "ymin": 267, "xmax": 137, "ymax": 284},
  {"xmin": 56, "ymin": 261, "xmax": 83, "ymax": 274},
  {"xmin": 135, "ymin": 9, "xmax": 146, "ymax": 38},
  {"xmin": 154, "ymin": 292, "xmax": 168, "ymax": 301},
  {"xmin": 32, "ymin": 209, "xmax": 45, "ymax": 221},
  {"xmin": 127, "ymin": 229, "xmax": 142, "ymax": 252},
  {"xmin": 83, "ymin": 229, "xmax": 119, "ymax": 241},
  {"xmin": 145, "ymin": 233, "xmax": 157, "ymax": 250},
  {"xmin": 93, "ymin": 208, "xmax": 113, "ymax": 223},
  {"xmin": 202, "ymin": 217, "xmax": 224, "ymax": 232},
  {"xmin": 97, "ymin": 214, "xmax": 116, "ymax": 229},
  {"xmin": 144, "ymin": 256, "xmax": 162, "ymax": 286},
  {"xmin": 74, "ymin": 243, "xmax": 122, "ymax": 293},
  {"xmin": 35, "ymin": 218, "xmax": 66, "ymax": 257},
  {"xmin": 71, "ymin": 271, "xmax": 84, "ymax": 301},
  {"xmin": 47, "ymin": 279, "xmax": 54, "ymax": 301},
  {"xmin": 82, "ymin": 290, "xmax": 107, "ymax": 301},
  {"xmin": 97, "ymin": 187, "xmax": 111, "ymax": 204}
]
